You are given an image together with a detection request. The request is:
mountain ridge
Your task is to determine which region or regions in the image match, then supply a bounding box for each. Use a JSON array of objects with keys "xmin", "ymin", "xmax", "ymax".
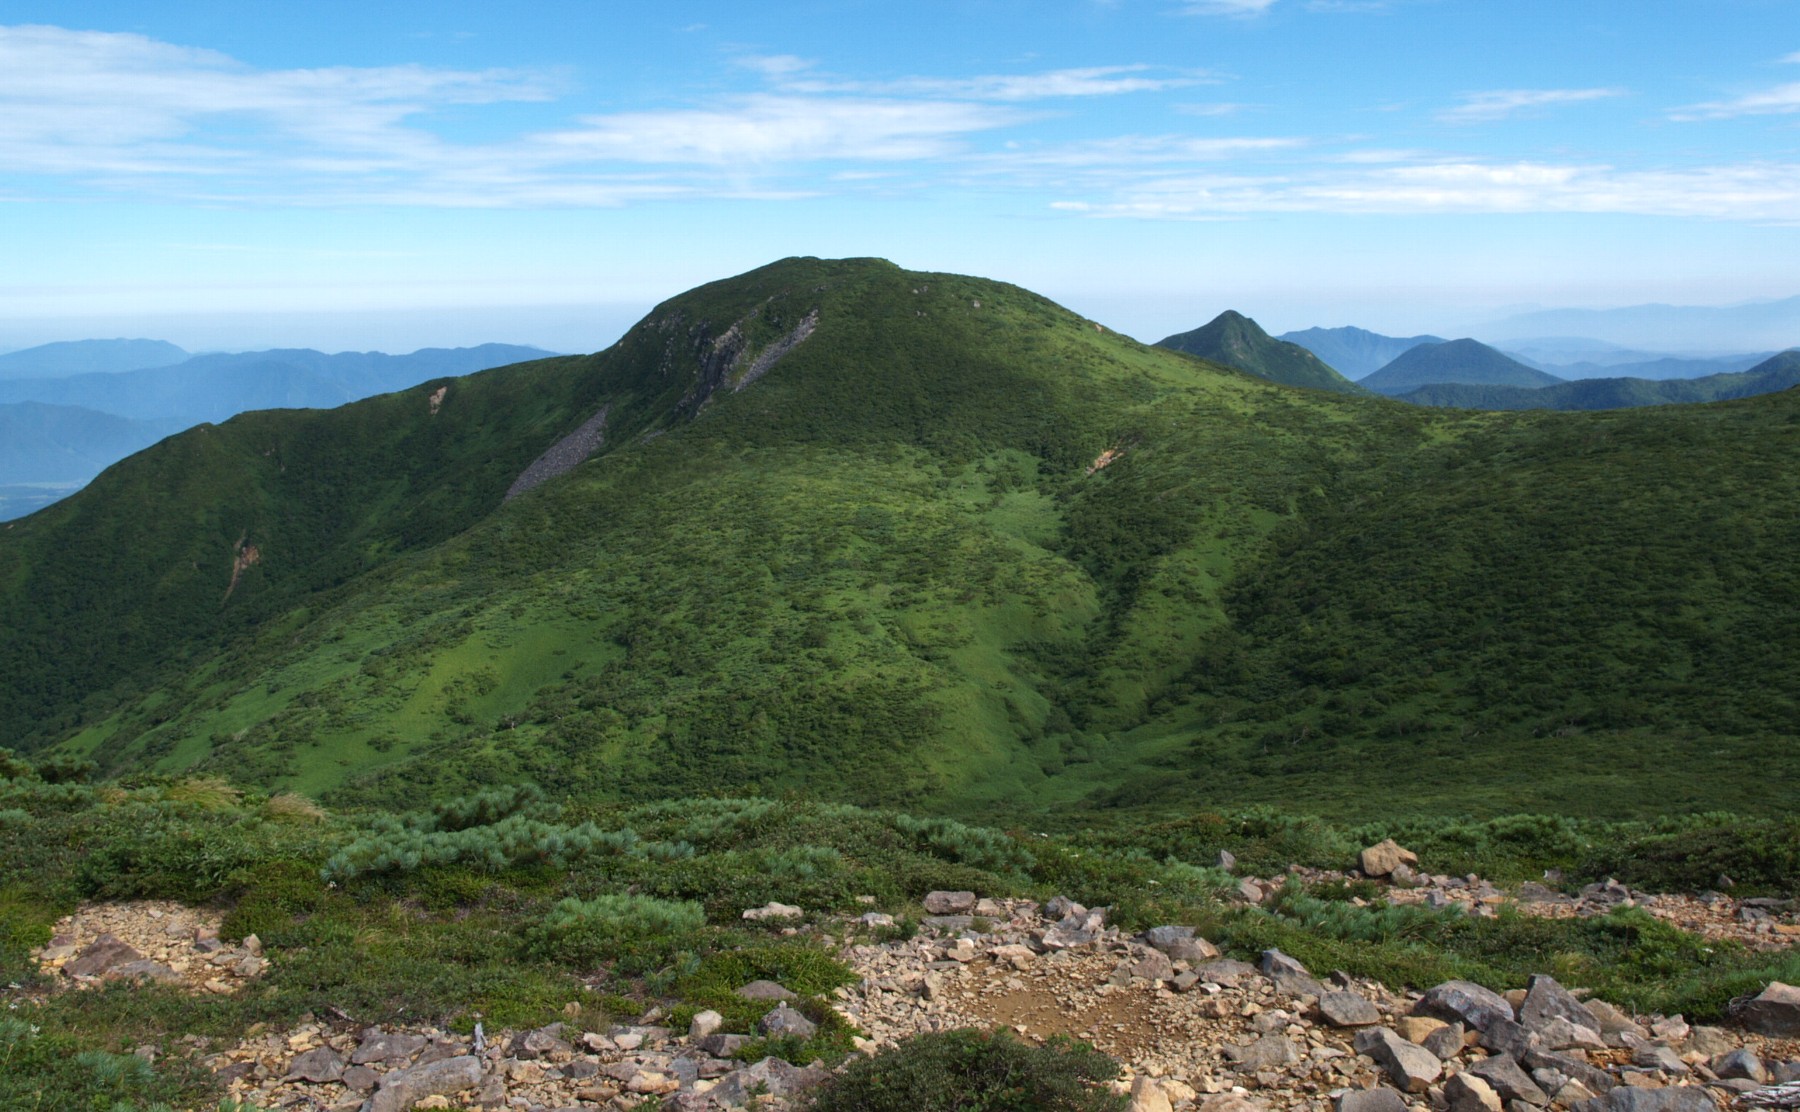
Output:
[
  {"xmin": 2, "ymin": 257, "xmax": 1796, "ymax": 820},
  {"xmin": 1157, "ymin": 311, "xmax": 1364, "ymax": 394},
  {"xmin": 1278, "ymin": 325, "xmax": 1445, "ymax": 380}
]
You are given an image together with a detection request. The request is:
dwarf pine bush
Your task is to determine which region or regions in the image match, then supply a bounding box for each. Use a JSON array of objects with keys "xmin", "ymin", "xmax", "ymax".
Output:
[{"xmin": 531, "ymin": 894, "xmax": 706, "ymax": 966}]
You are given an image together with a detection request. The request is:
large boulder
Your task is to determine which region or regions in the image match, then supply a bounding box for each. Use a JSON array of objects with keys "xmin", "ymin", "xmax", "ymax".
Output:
[
  {"xmin": 1354, "ymin": 1028, "xmax": 1441, "ymax": 1093},
  {"xmin": 364, "ymin": 1056, "xmax": 482, "ymax": 1112},
  {"xmin": 1518, "ymin": 974, "xmax": 1601, "ymax": 1034},
  {"xmin": 1414, "ymin": 980, "xmax": 1516, "ymax": 1032},
  {"xmin": 923, "ymin": 891, "xmax": 977, "ymax": 915},
  {"xmin": 1319, "ymin": 991, "xmax": 1382, "ymax": 1028},
  {"xmin": 1358, "ymin": 840, "xmax": 1418, "ymax": 878},
  {"xmin": 1737, "ymin": 982, "xmax": 1800, "ymax": 1036}
]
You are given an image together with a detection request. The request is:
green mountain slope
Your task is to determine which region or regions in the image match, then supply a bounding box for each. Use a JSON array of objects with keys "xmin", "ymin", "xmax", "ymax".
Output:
[
  {"xmin": 1362, "ymin": 338, "xmax": 1564, "ymax": 394},
  {"xmin": 1157, "ymin": 311, "xmax": 1364, "ymax": 395},
  {"xmin": 3, "ymin": 258, "xmax": 1797, "ymax": 822},
  {"xmin": 1394, "ymin": 350, "xmax": 1800, "ymax": 410}
]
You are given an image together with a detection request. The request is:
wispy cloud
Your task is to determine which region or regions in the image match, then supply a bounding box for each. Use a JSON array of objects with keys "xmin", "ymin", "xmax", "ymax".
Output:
[
  {"xmin": 533, "ymin": 96, "xmax": 1020, "ymax": 163},
  {"xmin": 1673, "ymin": 82, "xmax": 1800, "ymax": 120},
  {"xmin": 781, "ymin": 64, "xmax": 1213, "ymax": 101},
  {"xmin": 1178, "ymin": 0, "xmax": 1279, "ymax": 16},
  {"xmin": 1436, "ymin": 87, "xmax": 1625, "ymax": 123},
  {"xmin": 0, "ymin": 24, "xmax": 555, "ymax": 179},
  {"xmin": 1052, "ymin": 157, "xmax": 1800, "ymax": 222},
  {"xmin": 1783, "ymin": 51, "xmax": 1800, "ymax": 64}
]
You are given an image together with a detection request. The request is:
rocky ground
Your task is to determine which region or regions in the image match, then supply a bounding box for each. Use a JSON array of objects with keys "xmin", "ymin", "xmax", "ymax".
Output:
[{"xmin": 26, "ymin": 850, "xmax": 1800, "ymax": 1112}]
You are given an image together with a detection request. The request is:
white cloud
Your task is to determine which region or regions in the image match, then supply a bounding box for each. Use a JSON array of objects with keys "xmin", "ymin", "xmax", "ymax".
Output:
[
  {"xmin": 1673, "ymin": 82, "xmax": 1800, "ymax": 120},
  {"xmin": 1783, "ymin": 52, "xmax": 1800, "ymax": 64},
  {"xmin": 1436, "ymin": 87, "xmax": 1625, "ymax": 123},
  {"xmin": 0, "ymin": 24, "xmax": 554, "ymax": 178}
]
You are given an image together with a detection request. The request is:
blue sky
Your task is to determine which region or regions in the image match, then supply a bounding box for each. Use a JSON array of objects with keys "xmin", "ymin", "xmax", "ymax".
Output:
[{"xmin": 2, "ymin": 1, "xmax": 1798, "ymax": 352}]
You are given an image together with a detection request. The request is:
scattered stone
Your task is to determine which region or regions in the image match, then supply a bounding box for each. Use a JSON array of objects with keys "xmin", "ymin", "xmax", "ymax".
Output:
[
  {"xmin": 758, "ymin": 1003, "xmax": 817, "ymax": 1039},
  {"xmin": 1414, "ymin": 980, "xmax": 1517, "ymax": 1032},
  {"xmin": 1633, "ymin": 1044, "xmax": 1689, "ymax": 1074},
  {"xmin": 1575, "ymin": 1086, "xmax": 1718, "ymax": 1112},
  {"xmin": 1445, "ymin": 1070, "xmax": 1505, "ymax": 1112},
  {"xmin": 1397, "ymin": 1016, "xmax": 1448, "ymax": 1044},
  {"xmin": 285, "ymin": 1046, "xmax": 345, "ymax": 1083},
  {"xmin": 1355, "ymin": 1028, "xmax": 1441, "ymax": 1093},
  {"xmin": 1261, "ymin": 949, "xmax": 1310, "ymax": 978},
  {"xmin": 64, "ymin": 934, "xmax": 143, "ymax": 978},
  {"xmin": 1520, "ymin": 974, "xmax": 1602, "ymax": 1034},
  {"xmin": 1422, "ymin": 1021, "xmax": 1465, "ymax": 1061},
  {"xmin": 1738, "ymin": 983, "xmax": 1800, "ymax": 1037},
  {"xmin": 1227, "ymin": 1034, "xmax": 1302, "ymax": 1071},
  {"xmin": 707, "ymin": 1057, "xmax": 826, "ymax": 1106},
  {"xmin": 689, "ymin": 1010, "xmax": 724, "ymax": 1041},
  {"xmin": 1468, "ymin": 1052, "xmax": 1551, "ymax": 1106},
  {"xmin": 365, "ymin": 1055, "xmax": 481, "ymax": 1112},
  {"xmin": 352, "ymin": 1029, "xmax": 428, "ymax": 1065},
  {"xmin": 1711, "ymin": 1047, "xmax": 1768, "ymax": 1083},
  {"xmin": 1335, "ymin": 1086, "xmax": 1411, "ymax": 1112},
  {"xmin": 1319, "ymin": 992, "xmax": 1382, "ymax": 1028},
  {"xmin": 742, "ymin": 902, "xmax": 804, "ymax": 922},
  {"xmin": 1129, "ymin": 1075, "xmax": 1175, "ymax": 1112},
  {"xmin": 735, "ymin": 979, "xmax": 797, "ymax": 1001},
  {"xmin": 923, "ymin": 891, "xmax": 977, "ymax": 915}
]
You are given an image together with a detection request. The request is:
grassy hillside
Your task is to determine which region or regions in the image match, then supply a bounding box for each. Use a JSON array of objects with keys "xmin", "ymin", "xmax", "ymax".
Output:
[
  {"xmin": 1158, "ymin": 310, "xmax": 1364, "ymax": 394},
  {"xmin": 1395, "ymin": 350, "xmax": 1800, "ymax": 410},
  {"xmin": 3, "ymin": 258, "xmax": 1798, "ymax": 823}
]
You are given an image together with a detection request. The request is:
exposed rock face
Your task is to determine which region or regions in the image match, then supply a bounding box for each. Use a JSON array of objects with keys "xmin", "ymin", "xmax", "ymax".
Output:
[
  {"xmin": 1354, "ymin": 1028, "xmax": 1441, "ymax": 1092},
  {"xmin": 505, "ymin": 404, "xmax": 610, "ymax": 501},
  {"xmin": 923, "ymin": 891, "xmax": 977, "ymax": 914}
]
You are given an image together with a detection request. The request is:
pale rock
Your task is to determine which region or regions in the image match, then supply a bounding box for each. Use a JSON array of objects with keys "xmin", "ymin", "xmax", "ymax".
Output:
[
  {"xmin": 1398, "ymin": 1016, "xmax": 1449, "ymax": 1044},
  {"xmin": 1423, "ymin": 1022, "xmax": 1466, "ymax": 1061},
  {"xmin": 1519, "ymin": 975, "xmax": 1601, "ymax": 1035},
  {"xmin": 689, "ymin": 1010, "xmax": 724, "ymax": 1041},
  {"xmin": 1130, "ymin": 1075, "xmax": 1175, "ymax": 1112},
  {"xmin": 742, "ymin": 902, "xmax": 804, "ymax": 922},
  {"xmin": 1359, "ymin": 840, "xmax": 1419, "ymax": 878},
  {"xmin": 1445, "ymin": 1071, "xmax": 1505, "ymax": 1112}
]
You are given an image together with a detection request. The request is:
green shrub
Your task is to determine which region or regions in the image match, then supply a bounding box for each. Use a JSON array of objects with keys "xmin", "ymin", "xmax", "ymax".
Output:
[
  {"xmin": 806, "ymin": 1028, "xmax": 1126, "ymax": 1112},
  {"xmin": 530, "ymin": 894, "xmax": 706, "ymax": 968}
]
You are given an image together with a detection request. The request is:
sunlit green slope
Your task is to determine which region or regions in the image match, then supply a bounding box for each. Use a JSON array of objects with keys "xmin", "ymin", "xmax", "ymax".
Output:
[{"xmin": 4, "ymin": 258, "xmax": 1797, "ymax": 820}]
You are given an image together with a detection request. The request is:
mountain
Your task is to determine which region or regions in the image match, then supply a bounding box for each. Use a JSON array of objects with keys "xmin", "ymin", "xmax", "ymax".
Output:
[
  {"xmin": 0, "ymin": 338, "xmax": 188, "ymax": 379},
  {"xmin": 1394, "ymin": 349, "xmax": 1800, "ymax": 411},
  {"xmin": 1483, "ymin": 296, "xmax": 1800, "ymax": 352},
  {"xmin": 0, "ymin": 343, "xmax": 554, "ymax": 425},
  {"xmin": 1541, "ymin": 353, "xmax": 1776, "ymax": 381},
  {"xmin": 1360, "ymin": 338, "xmax": 1564, "ymax": 395},
  {"xmin": 0, "ymin": 402, "xmax": 178, "ymax": 488},
  {"xmin": 1157, "ymin": 311, "xmax": 1363, "ymax": 394},
  {"xmin": 1278, "ymin": 326, "xmax": 1445, "ymax": 380},
  {"xmin": 2, "ymin": 258, "xmax": 1797, "ymax": 821}
]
